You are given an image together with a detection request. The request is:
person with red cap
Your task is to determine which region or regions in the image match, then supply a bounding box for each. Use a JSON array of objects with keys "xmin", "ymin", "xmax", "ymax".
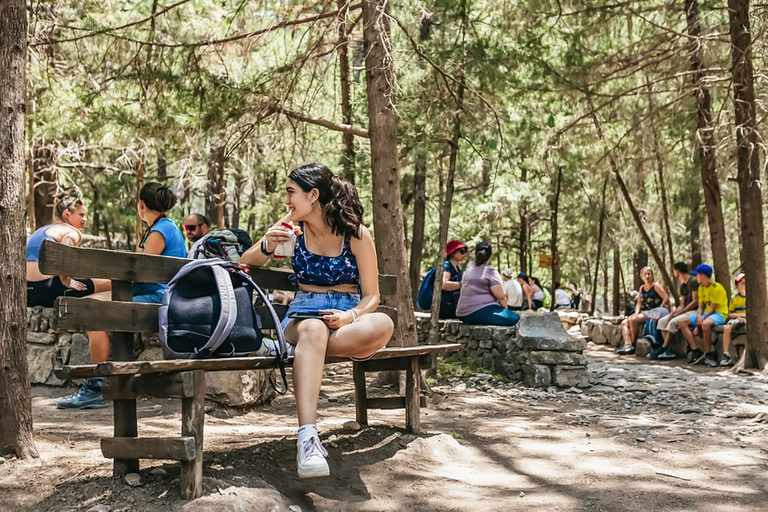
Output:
[{"xmin": 439, "ymin": 240, "xmax": 468, "ymax": 318}]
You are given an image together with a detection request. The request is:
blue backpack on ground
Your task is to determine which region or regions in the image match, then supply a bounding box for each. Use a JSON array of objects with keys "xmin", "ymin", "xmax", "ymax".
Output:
[{"xmin": 417, "ymin": 267, "xmax": 439, "ymax": 310}]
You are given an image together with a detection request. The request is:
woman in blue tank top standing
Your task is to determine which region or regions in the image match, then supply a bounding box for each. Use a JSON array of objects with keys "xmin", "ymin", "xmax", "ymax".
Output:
[
  {"xmin": 241, "ymin": 163, "xmax": 394, "ymax": 479},
  {"xmin": 57, "ymin": 183, "xmax": 186, "ymax": 410}
]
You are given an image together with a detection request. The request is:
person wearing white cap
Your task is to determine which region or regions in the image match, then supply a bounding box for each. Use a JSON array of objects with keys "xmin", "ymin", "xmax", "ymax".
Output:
[{"xmin": 501, "ymin": 268, "xmax": 524, "ymax": 310}]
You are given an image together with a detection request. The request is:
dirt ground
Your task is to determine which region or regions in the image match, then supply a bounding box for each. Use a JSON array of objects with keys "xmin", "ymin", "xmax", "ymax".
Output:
[{"xmin": 2, "ymin": 345, "xmax": 768, "ymax": 512}]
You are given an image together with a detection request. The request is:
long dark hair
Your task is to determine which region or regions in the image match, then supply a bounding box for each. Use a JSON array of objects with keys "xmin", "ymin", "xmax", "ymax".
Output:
[
  {"xmin": 289, "ymin": 163, "xmax": 363, "ymax": 239},
  {"xmin": 140, "ymin": 182, "xmax": 177, "ymax": 213},
  {"xmin": 474, "ymin": 241, "xmax": 492, "ymax": 266}
]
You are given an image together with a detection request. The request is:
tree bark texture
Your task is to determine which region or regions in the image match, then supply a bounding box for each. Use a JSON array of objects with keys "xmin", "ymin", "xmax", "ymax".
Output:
[
  {"xmin": 727, "ymin": 0, "xmax": 768, "ymax": 371},
  {"xmin": 519, "ymin": 166, "xmax": 528, "ymax": 273},
  {"xmin": 633, "ymin": 249, "xmax": 648, "ymax": 290},
  {"xmin": 685, "ymin": 0, "xmax": 731, "ymax": 297},
  {"xmin": 135, "ymin": 150, "xmax": 146, "ymax": 246},
  {"xmin": 338, "ymin": 0, "xmax": 356, "ymax": 184},
  {"xmin": 590, "ymin": 176, "xmax": 608, "ymax": 316},
  {"xmin": 408, "ymin": 150, "xmax": 427, "ymax": 305},
  {"xmin": 0, "ymin": 0, "xmax": 39, "ymax": 459},
  {"xmin": 205, "ymin": 145, "xmax": 225, "ymax": 228},
  {"xmin": 587, "ymin": 99, "xmax": 677, "ymax": 296},
  {"xmin": 429, "ymin": 82, "xmax": 464, "ymax": 346},
  {"xmin": 613, "ymin": 245, "xmax": 620, "ymax": 316},
  {"xmin": 550, "ymin": 167, "xmax": 562, "ymax": 290},
  {"xmin": 362, "ymin": 0, "xmax": 417, "ymax": 347}
]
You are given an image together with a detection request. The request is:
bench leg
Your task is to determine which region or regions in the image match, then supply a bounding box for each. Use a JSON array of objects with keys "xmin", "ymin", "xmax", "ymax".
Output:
[
  {"xmin": 405, "ymin": 356, "xmax": 420, "ymax": 434},
  {"xmin": 113, "ymin": 397, "xmax": 139, "ymax": 476},
  {"xmin": 352, "ymin": 362, "xmax": 368, "ymax": 427},
  {"xmin": 180, "ymin": 370, "xmax": 205, "ymax": 500}
]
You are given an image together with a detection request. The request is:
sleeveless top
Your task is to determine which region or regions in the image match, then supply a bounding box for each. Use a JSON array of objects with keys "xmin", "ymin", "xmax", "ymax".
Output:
[
  {"xmin": 290, "ymin": 223, "xmax": 360, "ymax": 288},
  {"xmin": 132, "ymin": 218, "xmax": 187, "ymax": 296},
  {"xmin": 26, "ymin": 224, "xmax": 57, "ymax": 262},
  {"xmin": 640, "ymin": 284, "xmax": 663, "ymax": 311}
]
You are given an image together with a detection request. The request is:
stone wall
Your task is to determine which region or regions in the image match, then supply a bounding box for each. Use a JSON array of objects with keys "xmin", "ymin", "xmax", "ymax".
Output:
[
  {"xmin": 26, "ymin": 307, "xmax": 275, "ymax": 407},
  {"xmin": 416, "ymin": 311, "xmax": 590, "ymax": 388}
]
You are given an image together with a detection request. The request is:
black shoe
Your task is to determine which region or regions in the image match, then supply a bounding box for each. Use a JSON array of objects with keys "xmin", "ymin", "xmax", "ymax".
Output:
[
  {"xmin": 617, "ymin": 345, "xmax": 636, "ymax": 355},
  {"xmin": 57, "ymin": 378, "xmax": 107, "ymax": 409},
  {"xmin": 704, "ymin": 352, "xmax": 719, "ymax": 368},
  {"xmin": 687, "ymin": 348, "xmax": 705, "ymax": 365},
  {"xmin": 719, "ymin": 354, "xmax": 733, "ymax": 366}
]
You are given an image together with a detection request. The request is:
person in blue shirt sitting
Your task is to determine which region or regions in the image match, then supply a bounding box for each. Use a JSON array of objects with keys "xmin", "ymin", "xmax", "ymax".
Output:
[{"xmin": 57, "ymin": 183, "xmax": 186, "ymax": 410}]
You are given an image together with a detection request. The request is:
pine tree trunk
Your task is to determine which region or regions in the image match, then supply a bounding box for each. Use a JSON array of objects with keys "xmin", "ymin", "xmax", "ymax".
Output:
[
  {"xmin": 590, "ymin": 176, "xmax": 608, "ymax": 316},
  {"xmin": 647, "ymin": 84, "xmax": 675, "ymax": 270},
  {"xmin": 613, "ymin": 246, "xmax": 620, "ymax": 316},
  {"xmin": 362, "ymin": 0, "xmax": 417, "ymax": 347},
  {"xmin": 32, "ymin": 145, "xmax": 55, "ymax": 229},
  {"xmin": 727, "ymin": 0, "xmax": 768, "ymax": 371},
  {"xmin": 206, "ymin": 145, "xmax": 225, "ymax": 227},
  {"xmin": 587, "ymin": 98, "xmax": 677, "ymax": 296},
  {"xmin": 519, "ymin": 166, "xmax": 528, "ymax": 272},
  {"xmin": 550, "ymin": 167, "xmax": 562, "ymax": 290},
  {"xmin": 337, "ymin": 0, "xmax": 355, "ymax": 184},
  {"xmin": 685, "ymin": 0, "xmax": 731, "ymax": 297},
  {"xmin": 0, "ymin": 0, "xmax": 39, "ymax": 460},
  {"xmin": 409, "ymin": 151, "xmax": 427, "ymax": 304},
  {"xmin": 135, "ymin": 150, "xmax": 146, "ymax": 246},
  {"xmin": 689, "ymin": 200, "xmax": 702, "ymax": 266}
]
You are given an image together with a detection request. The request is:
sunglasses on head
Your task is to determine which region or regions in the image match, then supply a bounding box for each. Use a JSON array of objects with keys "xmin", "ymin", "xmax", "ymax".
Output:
[{"xmin": 184, "ymin": 223, "xmax": 203, "ymax": 232}]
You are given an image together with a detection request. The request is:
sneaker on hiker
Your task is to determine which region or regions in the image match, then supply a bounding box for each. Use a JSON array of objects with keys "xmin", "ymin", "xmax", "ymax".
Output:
[
  {"xmin": 647, "ymin": 346, "xmax": 663, "ymax": 360},
  {"xmin": 256, "ymin": 337, "xmax": 295, "ymax": 357},
  {"xmin": 56, "ymin": 378, "xmax": 107, "ymax": 409},
  {"xmin": 704, "ymin": 352, "xmax": 719, "ymax": 368},
  {"xmin": 687, "ymin": 348, "xmax": 705, "ymax": 365},
  {"xmin": 617, "ymin": 345, "xmax": 635, "ymax": 355},
  {"xmin": 657, "ymin": 347, "xmax": 677, "ymax": 360},
  {"xmin": 297, "ymin": 434, "xmax": 329, "ymax": 478},
  {"xmin": 719, "ymin": 353, "xmax": 732, "ymax": 366}
]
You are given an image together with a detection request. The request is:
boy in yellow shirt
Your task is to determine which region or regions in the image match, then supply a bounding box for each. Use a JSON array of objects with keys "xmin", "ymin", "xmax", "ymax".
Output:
[
  {"xmin": 676, "ymin": 264, "xmax": 728, "ymax": 366},
  {"xmin": 720, "ymin": 273, "xmax": 746, "ymax": 366}
]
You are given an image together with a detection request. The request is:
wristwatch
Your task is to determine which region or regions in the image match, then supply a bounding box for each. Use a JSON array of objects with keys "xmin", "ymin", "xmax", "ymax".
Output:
[{"xmin": 260, "ymin": 239, "xmax": 274, "ymax": 256}]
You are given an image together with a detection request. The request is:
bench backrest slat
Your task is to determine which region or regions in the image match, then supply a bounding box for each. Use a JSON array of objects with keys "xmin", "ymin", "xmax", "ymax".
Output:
[{"xmin": 39, "ymin": 240, "xmax": 396, "ymax": 295}]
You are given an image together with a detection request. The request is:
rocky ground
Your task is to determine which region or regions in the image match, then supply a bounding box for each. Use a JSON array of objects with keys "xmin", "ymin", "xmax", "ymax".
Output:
[{"xmin": 2, "ymin": 343, "xmax": 768, "ymax": 511}]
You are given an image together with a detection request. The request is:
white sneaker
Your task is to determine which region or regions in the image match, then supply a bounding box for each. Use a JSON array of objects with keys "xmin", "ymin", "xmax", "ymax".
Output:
[
  {"xmin": 256, "ymin": 338, "xmax": 295, "ymax": 357},
  {"xmin": 297, "ymin": 435, "xmax": 329, "ymax": 478}
]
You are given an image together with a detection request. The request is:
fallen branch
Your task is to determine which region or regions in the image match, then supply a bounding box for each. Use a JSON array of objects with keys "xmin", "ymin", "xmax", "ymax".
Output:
[{"xmin": 655, "ymin": 471, "xmax": 691, "ymax": 481}]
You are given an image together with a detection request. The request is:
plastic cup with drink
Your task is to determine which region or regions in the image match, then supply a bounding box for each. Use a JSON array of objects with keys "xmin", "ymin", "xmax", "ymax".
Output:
[{"xmin": 273, "ymin": 222, "xmax": 302, "ymax": 258}]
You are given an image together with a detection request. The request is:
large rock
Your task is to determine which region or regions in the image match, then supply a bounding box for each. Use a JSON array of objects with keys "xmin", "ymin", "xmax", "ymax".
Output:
[
  {"xmin": 68, "ymin": 333, "xmax": 91, "ymax": 366},
  {"xmin": 205, "ymin": 370, "xmax": 276, "ymax": 408},
  {"xmin": 522, "ymin": 364, "xmax": 552, "ymax": 388},
  {"xmin": 27, "ymin": 344, "xmax": 56, "ymax": 384},
  {"xmin": 528, "ymin": 351, "xmax": 588, "ymax": 366},
  {"xmin": 27, "ymin": 332, "xmax": 57, "ymax": 345},
  {"xmin": 553, "ymin": 365, "xmax": 590, "ymax": 388},
  {"xmin": 517, "ymin": 312, "xmax": 574, "ymax": 351},
  {"xmin": 182, "ymin": 485, "xmax": 292, "ymax": 512}
]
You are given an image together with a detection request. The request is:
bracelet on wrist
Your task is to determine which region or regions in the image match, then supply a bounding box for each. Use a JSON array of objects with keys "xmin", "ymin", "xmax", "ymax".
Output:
[
  {"xmin": 260, "ymin": 239, "xmax": 274, "ymax": 256},
  {"xmin": 350, "ymin": 309, "xmax": 359, "ymax": 322}
]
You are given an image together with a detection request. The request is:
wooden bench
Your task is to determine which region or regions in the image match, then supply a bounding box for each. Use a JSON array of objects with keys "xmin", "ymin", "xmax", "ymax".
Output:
[{"xmin": 40, "ymin": 240, "xmax": 459, "ymax": 499}]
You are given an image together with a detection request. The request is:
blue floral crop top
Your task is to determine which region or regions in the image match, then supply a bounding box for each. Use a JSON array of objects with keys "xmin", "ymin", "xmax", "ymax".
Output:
[{"xmin": 290, "ymin": 223, "xmax": 360, "ymax": 288}]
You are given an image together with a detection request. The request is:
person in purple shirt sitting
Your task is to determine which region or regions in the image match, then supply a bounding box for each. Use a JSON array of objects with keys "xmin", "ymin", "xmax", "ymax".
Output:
[{"xmin": 455, "ymin": 241, "xmax": 520, "ymax": 326}]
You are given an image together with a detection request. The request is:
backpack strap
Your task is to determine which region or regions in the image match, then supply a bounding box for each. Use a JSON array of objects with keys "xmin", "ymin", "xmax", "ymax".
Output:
[{"xmin": 196, "ymin": 264, "xmax": 239, "ymax": 355}]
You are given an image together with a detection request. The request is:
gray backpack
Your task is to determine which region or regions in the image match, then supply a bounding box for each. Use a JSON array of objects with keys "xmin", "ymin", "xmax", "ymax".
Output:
[{"xmin": 159, "ymin": 259, "xmax": 289, "ymax": 362}]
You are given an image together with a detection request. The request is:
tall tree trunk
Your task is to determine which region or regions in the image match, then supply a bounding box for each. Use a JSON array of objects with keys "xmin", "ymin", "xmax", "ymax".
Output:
[
  {"xmin": 519, "ymin": 166, "xmax": 528, "ymax": 273},
  {"xmin": 157, "ymin": 146, "xmax": 167, "ymax": 182},
  {"xmin": 206, "ymin": 145, "xmax": 225, "ymax": 227},
  {"xmin": 590, "ymin": 176, "xmax": 608, "ymax": 316},
  {"xmin": 550, "ymin": 166, "xmax": 562, "ymax": 290},
  {"xmin": 26, "ymin": 100, "xmax": 35, "ymax": 232},
  {"xmin": 633, "ymin": 249, "xmax": 648, "ymax": 289},
  {"xmin": 216, "ymin": 149, "xmax": 226, "ymax": 229},
  {"xmin": 429, "ymin": 83, "xmax": 464, "ymax": 347},
  {"xmin": 409, "ymin": 150, "xmax": 427, "ymax": 304},
  {"xmin": 0, "ymin": 0, "xmax": 38, "ymax": 460},
  {"xmin": 613, "ymin": 245, "xmax": 620, "ymax": 316},
  {"xmin": 728, "ymin": 0, "xmax": 768, "ymax": 371},
  {"xmin": 685, "ymin": 0, "xmax": 731, "ymax": 297},
  {"xmin": 32, "ymin": 145, "xmax": 55, "ymax": 229},
  {"xmin": 647, "ymin": 83, "xmax": 675, "ymax": 270},
  {"xmin": 135, "ymin": 150, "xmax": 145, "ymax": 246},
  {"xmin": 587, "ymin": 98, "xmax": 677, "ymax": 295},
  {"xmin": 602, "ymin": 259, "xmax": 609, "ymax": 315},
  {"xmin": 337, "ymin": 0, "xmax": 356, "ymax": 184},
  {"xmin": 362, "ymin": 0, "xmax": 417, "ymax": 347},
  {"xmin": 689, "ymin": 199, "xmax": 702, "ymax": 266},
  {"xmin": 232, "ymin": 168, "xmax": 244, "ymax": 230}
]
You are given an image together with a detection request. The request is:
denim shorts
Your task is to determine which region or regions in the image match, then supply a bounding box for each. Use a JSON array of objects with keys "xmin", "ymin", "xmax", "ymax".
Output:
[
  {"xmin": 133, "ymin": 290, "xmax": 164, "ymax": 303},
  {"xmin": 281, "ymin": 290, "xmax": 361, "ymax": 332},
  {"xmin": 686, "ymin": 311, "xmax": 726, "ymax": 326}
]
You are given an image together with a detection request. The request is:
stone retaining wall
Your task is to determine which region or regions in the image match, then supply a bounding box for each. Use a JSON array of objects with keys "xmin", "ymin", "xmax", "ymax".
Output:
[{"xmin": 416, "ymin": 311, "xmax": 590, "ymax": 388}]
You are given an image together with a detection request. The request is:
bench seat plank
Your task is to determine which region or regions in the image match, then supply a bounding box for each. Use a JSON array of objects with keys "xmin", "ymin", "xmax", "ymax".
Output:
[
  {"xmin": 55, "ymin": 344, "xmax": 461, "ymax": 379},
  {"xmin": 101, "ymin": 436, "xmax": 197, "ymax": 461}
]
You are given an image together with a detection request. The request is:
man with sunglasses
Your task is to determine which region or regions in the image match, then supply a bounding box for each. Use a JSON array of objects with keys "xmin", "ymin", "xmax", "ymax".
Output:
[{"xmin": 183, "ymin": 213, "xmax": 210, "ymax": 257}]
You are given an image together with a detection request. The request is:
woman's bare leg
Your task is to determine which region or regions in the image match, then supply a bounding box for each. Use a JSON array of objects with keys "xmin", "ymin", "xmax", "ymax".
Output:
[{"xmin": 285, "ymin": 319, "xmax": 331, "ymax": 426}]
